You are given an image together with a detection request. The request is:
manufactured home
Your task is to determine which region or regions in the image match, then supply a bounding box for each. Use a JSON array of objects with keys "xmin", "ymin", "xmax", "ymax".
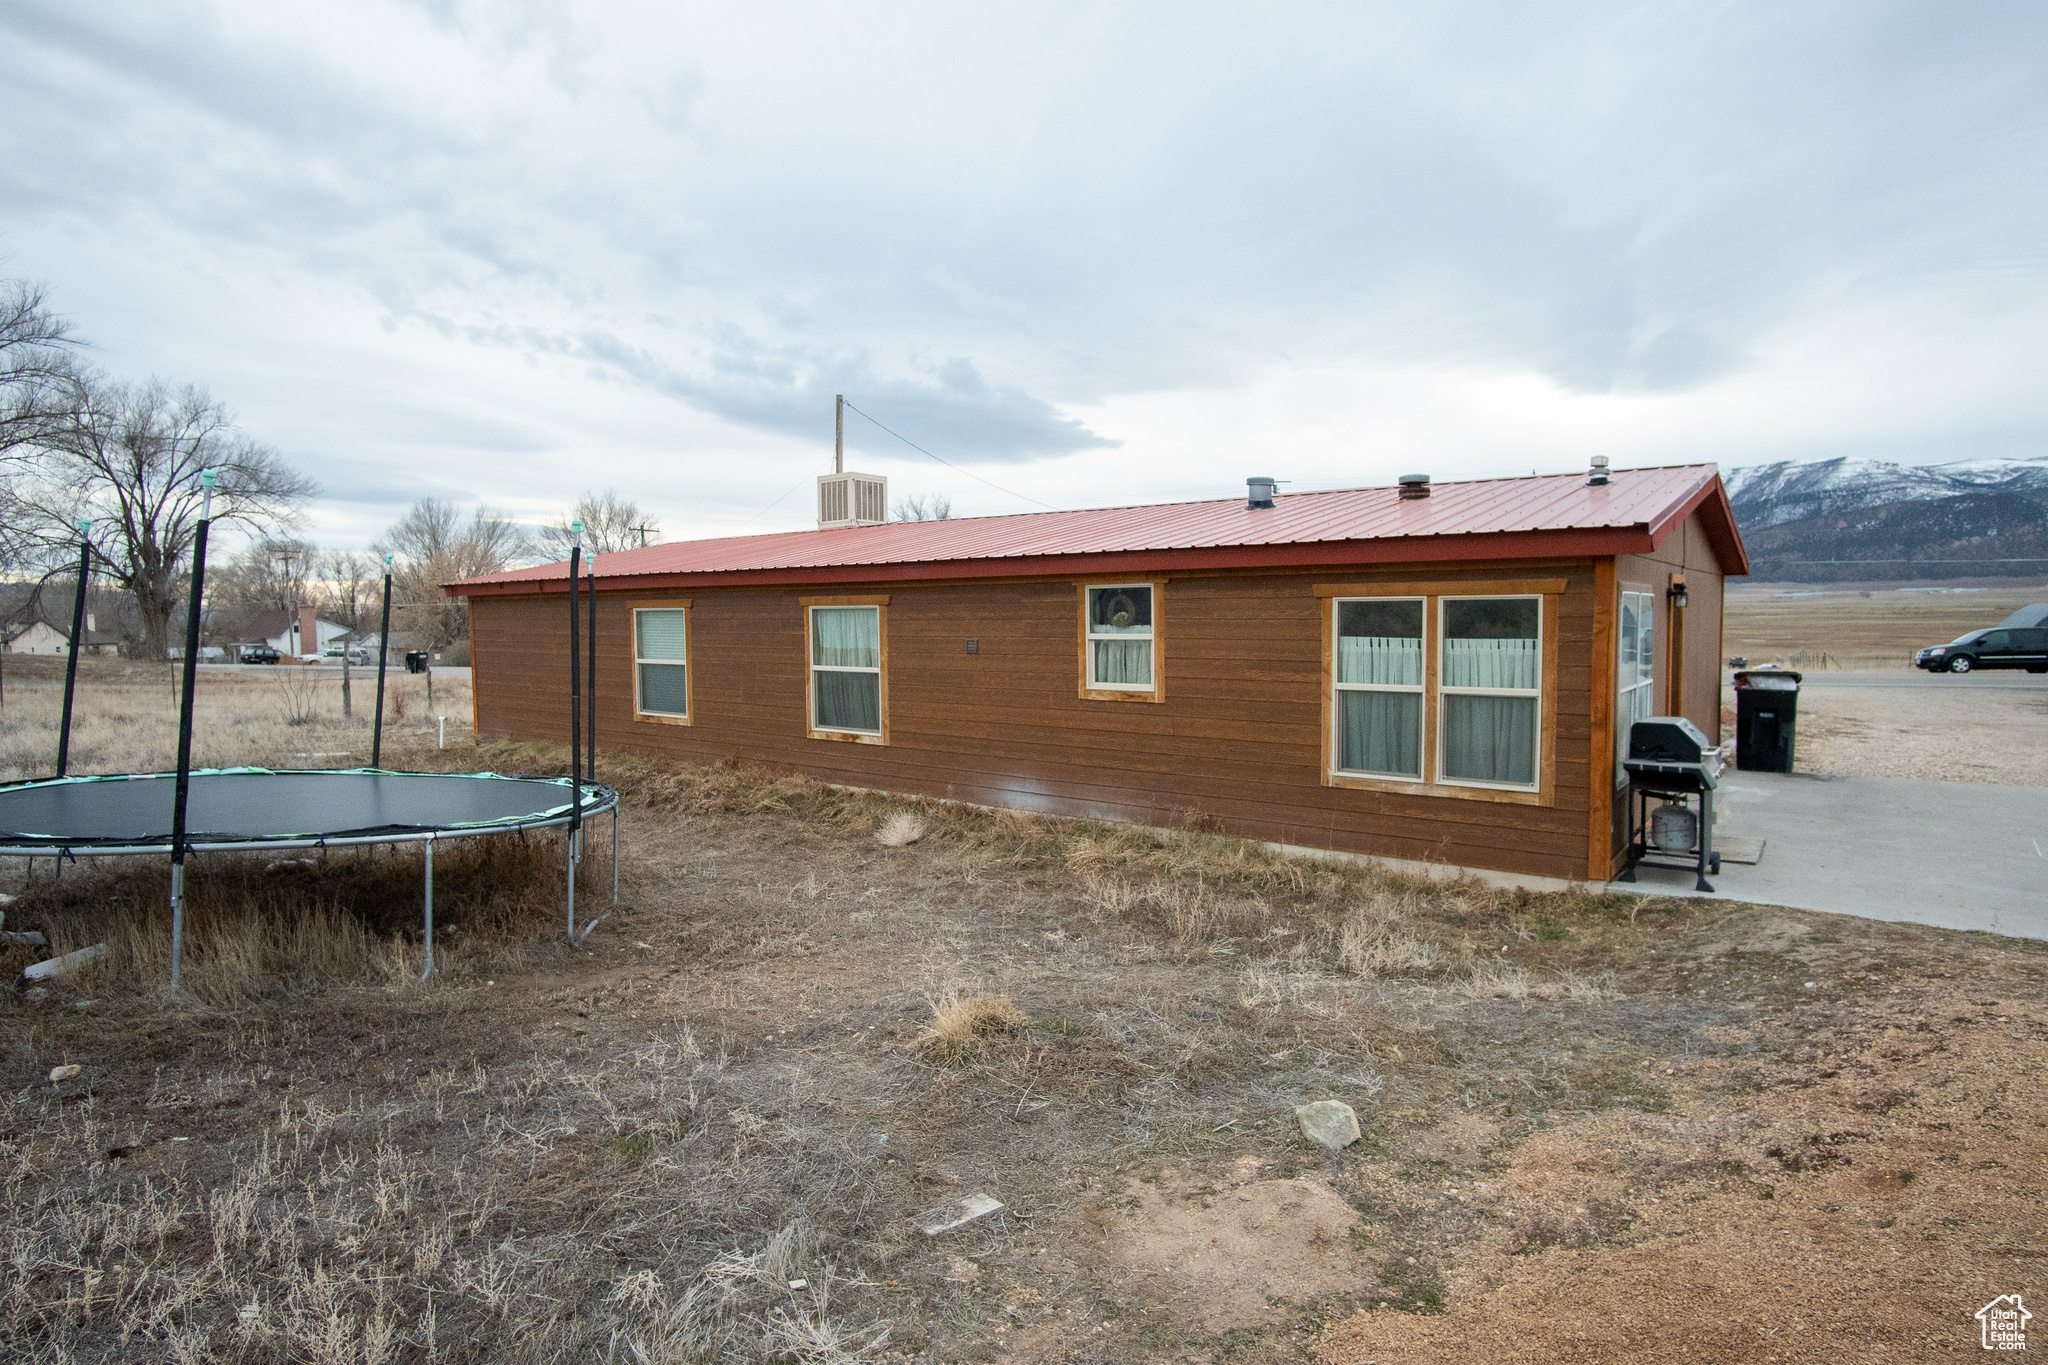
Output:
[{"xmin": 449, "ymin": 464, "xmax": 1746, "ymax": 884}]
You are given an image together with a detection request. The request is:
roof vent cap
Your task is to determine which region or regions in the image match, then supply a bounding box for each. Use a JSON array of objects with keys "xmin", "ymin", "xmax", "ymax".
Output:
[
  {"xmin": 1397, "ymin": 473, "xmax": 1431, "ymax": 500},
  {"xmin": 1588, "ymin": 454, "xmax": 1611, "ymax": 487},
  {"xmin": 1246, "ymin": 476, "xmax": 1280, "ymax": 510}
]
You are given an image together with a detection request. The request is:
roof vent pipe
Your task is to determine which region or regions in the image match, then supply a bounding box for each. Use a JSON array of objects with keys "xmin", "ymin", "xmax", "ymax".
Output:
[
  {"xmin": 1397, "ymin": 473, "xmax": 1431, "ymax": 500},
  {"xmin": 1246, "ymin": 477, "xmax": 1278, "ymax": 510},
  {"xmin": 1588, "ymin": 454, "xmax": 1611, "ymax": 487}
]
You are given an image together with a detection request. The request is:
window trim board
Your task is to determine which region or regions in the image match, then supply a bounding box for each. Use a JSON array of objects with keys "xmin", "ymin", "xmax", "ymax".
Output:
[
  {"xmin": 630, "ymin": 599, "xmax": 694, "ymax": 727},
  {"xmin": 1076, "ymin": 579, "xmax": 1167, "ymax": 703},
  {"xmin": 805, "ymin": 598, "xmax": 889, "ymax": 745}
]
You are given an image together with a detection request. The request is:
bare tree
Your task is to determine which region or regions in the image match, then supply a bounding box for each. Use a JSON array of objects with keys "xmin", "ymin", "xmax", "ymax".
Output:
[
  {"xmin": 537, "ymin": 488, "xmax": 658, "ymax": 556},
  {"xmin": 0, "ymin": 278, "xmax": 79, "ymax": 466},
  {"xmin": 375, "ymin": 498, "xmax": 531, "ymax": 656},
  {"xmin": 892, "ymin": 493, "xmax": 954, "ymax": 522},
  {"xmin": 210, "ymin": 537, "xmax": 320, "ymax": 635},
  {"xmin": 13, "ymin": 374, "xmax": 315, "ymax": 660},
  {"xmin": 0, "ymin": 279, "xmax": 84, "ymax": 578},
  {"xmin": 318, "ymin": 549, "xmax": 378, "ymax": 635}
]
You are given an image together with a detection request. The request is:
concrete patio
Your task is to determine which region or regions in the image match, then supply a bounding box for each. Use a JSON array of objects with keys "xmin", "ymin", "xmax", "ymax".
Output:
[{"xmin": 1610, "ymin": 768, "xmax": 2048, "ymax": 942}]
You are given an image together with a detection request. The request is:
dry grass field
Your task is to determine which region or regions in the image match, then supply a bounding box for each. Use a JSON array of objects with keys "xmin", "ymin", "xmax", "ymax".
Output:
[
  {"xmin": 0, "ymin": 656, "xmax": 471, "ymax": 781},
  {"xmin": 2, "ymin": 662, "xmax": 2044, "ymax": 1363},
  {"xmin": 1723, "ymin": 579, "xmax": 2046, "ymax": 671}
]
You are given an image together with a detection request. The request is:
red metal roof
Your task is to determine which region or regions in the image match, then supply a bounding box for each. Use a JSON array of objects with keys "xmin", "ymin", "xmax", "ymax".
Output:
[{"xmin": 450, "ymin": 464, "xmax": 1746, "ymax": 595}]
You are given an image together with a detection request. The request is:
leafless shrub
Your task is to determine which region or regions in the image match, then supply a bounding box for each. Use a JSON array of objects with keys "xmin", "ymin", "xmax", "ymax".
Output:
[{"xmin": 275, "ymin": 666, "xmax": 323, "ymax": 727}]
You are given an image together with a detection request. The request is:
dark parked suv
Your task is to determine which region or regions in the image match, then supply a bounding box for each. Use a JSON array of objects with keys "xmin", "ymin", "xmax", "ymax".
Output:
[
  {"xmin": 1914, "ymin": 628, "xmax": 2048, "ymax": 674},
  {"xmin": 240, "ymin": 646, "xmax": 281, "ymax": 665}
]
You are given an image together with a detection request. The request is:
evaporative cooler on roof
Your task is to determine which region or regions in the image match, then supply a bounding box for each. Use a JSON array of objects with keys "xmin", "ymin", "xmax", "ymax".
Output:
[{"xmin": 817, "ymin": 472, "xmax": 889, "ymax": 529}]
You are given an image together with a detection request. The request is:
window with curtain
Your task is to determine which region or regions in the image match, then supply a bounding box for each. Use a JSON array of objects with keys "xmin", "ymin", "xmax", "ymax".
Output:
[
  {"xmin": 634, "ymin": 608, "xmax": 689, "ymax": 719},
  {"xmin": 1333, "ymin": 597, "xmax": 1424, "ymax": 778},
  {"xmin": 1439, "ymin": 596, "xmax": 1540, "ymax": 788},
  {"xmin": 1086, "ymin": 584, "xmax": 1154, "ymax": 690},
  {"xmin": 1617, "ymin": 590, "xmax": 1656, "ymax": 783},
  {"xmin": 810, "ymin": 605, "xmax": 883, "ymax": 734}
]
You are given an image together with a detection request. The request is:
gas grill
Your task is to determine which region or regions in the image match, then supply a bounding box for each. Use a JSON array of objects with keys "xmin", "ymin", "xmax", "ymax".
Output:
[{"xmin": 1618, "ymin": 717, "xmax": 1725, "ymax": 892}]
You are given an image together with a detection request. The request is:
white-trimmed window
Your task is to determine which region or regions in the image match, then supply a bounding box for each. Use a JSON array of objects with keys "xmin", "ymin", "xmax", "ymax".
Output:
[
  {"xmin": 1617, "ymin": 590, "xmax": 1656, "ymax": 783},
  {"xmin": 1084, "ymin": 584, "xmax": 1155, "ymax": 691},
  {"xmin": 809, "ymin": 603, "xmax": 884, "ymax": 737},
  {"xmin": 1332, "ymin": 597, "xmax": 1425, "ymax": 779},
  {"xmin": 1438, "ymin": 596, "xmax": 1542, "ymax": 790},
  {"xmin": 633, "ymin": 605, "xmax": 690, "ymax": 722}
]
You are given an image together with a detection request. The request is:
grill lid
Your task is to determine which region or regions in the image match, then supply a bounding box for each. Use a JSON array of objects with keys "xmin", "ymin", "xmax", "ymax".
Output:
[{"xmin": 1627, "ymin": 717, "xmax": 1713, "ymax": 766}]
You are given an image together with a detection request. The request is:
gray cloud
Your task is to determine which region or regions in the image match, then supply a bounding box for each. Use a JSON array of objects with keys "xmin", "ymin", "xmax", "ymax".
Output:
[{"xmin": 1, "ymin": 0, "xmax": 2044, "ymax": 533}]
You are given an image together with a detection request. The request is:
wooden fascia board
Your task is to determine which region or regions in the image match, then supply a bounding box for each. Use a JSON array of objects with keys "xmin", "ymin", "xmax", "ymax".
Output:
[
  {"xmin": 446, "ymin": 528, "xmax": 1650, "ymax": 598},
  {"xmin": 1643, "ymin": 475, "xmax": 1751, "ymax": 578}
]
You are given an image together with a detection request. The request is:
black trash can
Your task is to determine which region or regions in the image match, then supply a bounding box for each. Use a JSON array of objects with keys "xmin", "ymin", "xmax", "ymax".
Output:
[
  {"xmin": 1734, "ymin": 669, "xmax": 1802, "ymax": 772},
  {"xmin": 405, "ymin": 651, "xmax": 428, "ymax": 675}
]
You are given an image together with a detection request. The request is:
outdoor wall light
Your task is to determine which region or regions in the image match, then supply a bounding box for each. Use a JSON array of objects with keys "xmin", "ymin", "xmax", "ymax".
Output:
[{"xmin": 1667, "ymin": 576, "xmax": 1689, "ymax": 610}]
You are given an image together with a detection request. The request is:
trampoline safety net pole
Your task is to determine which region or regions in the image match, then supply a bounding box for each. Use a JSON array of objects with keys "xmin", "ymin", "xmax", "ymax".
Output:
[
  {"xmin": 585, "ymin": 550, "xmax": 597, "ymax": 803},
  {"xmin": 56, "ymin": 519, "xmax": 92, "ymax": 778},
  {"xmin": 168, "ymin": 471, "xmax": 218, "ymax": 993},
  {"xmin": 421, "ymin": 834, "xmax": 435, "ymax": 980},
  {"xmin": 566, "ymin": 522, "xmax": 584, "ymax": 945},
  {"xmin": 371, "ymin": 554, "xmax": 393, "ymax": 769}
]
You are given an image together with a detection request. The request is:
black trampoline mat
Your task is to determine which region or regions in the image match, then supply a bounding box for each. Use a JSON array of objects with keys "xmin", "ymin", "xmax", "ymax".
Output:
[{"xmin": 0, "ymin": 770, "xmax": 611, "ymax": 849}]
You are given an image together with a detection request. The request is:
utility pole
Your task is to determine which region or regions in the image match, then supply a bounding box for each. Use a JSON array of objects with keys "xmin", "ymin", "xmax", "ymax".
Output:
[
  {"xmin": 631, "ymin": 523, "xmax": 655, "ymax": 549},
  {"xmin": 835, "ymin": 393, "xmax": 844, "ymax": 474}
]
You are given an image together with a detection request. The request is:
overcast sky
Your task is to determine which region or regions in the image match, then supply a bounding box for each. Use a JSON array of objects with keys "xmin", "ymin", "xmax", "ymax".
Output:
[{"xmin": 3, "ymin": 1, "xmax": 2044, "ymax": 551}]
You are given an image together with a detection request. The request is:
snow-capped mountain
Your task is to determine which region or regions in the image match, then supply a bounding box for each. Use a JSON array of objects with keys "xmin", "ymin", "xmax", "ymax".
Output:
[
  {"xmin": 1719, "ymin": 456, "xmax": 2048, "ymax": 582},
  {"xmin": 1724, "ymin": 456, "xmax": 2048, "ymax": 531}
]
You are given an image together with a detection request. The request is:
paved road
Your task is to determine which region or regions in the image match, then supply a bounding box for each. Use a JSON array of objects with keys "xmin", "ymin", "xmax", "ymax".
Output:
[
  {"xmin": 1612, "ymin": 769, "xmax": 2048, "ymax": 942},
  {"xmin": 1783, "ymin": 670, "xmax": 2048, "ymax": 693},
  {"xmin": 195, "ymin": 664, "xmax": 472, "ymax": 681}
]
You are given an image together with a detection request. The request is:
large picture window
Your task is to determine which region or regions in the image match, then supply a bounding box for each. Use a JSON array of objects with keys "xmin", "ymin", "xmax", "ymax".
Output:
[
  {"xmin": 633, "ymin": 604, "xmax": 691, "ymax": 723},
  {"xmin": 1439, "ymin": 597, "xmax": 1541, "ymax": 789},
  {"xmin": 1333, "ymin": 597, "xmax": 1424, "ymax": 778},
  {"xmin": 1320, "ymin": 578, "xmax": 1561, "ymax": 803},
  {"xmin": 1617, "ymin": 590, "xmax": 1656, "ymax": 784},
  {"xmin": 809, "ymin": 603, "xmax": 885, "ymax": 738}
]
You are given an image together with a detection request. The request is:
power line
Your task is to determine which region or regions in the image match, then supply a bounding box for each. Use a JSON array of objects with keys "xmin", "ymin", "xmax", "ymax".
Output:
[
  {"xmin": 840, "ymin": 400, "xmax": 1062, "ymax": 512},
  {"xmin": 739, "ymin": 473, "xmax": 812, "ymax": 526}
]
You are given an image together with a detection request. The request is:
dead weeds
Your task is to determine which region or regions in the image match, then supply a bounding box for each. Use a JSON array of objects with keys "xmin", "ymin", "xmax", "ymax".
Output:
[{"xmin": 2, "ymin": 737, "xmax": 2043, "ymax": 1363}]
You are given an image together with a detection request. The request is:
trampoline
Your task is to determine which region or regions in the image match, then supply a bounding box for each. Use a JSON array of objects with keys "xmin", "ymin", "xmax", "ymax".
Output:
[
  {"xmin": 1, "ymin": 768, "xmax": 619, "ymax": 980},
  {"xmin": 21, "ymin": 489, "xmax": 622, "ymax": 993}
]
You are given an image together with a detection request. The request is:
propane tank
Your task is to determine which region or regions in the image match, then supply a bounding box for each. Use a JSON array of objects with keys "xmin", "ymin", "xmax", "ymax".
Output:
[{"xmin": 1650, "ymin": 801, "xmax": 1699, "ymax": 853}]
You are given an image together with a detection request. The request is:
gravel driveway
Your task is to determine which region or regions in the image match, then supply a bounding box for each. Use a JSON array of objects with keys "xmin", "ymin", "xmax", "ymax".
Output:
[{"xmin": 1760, "ymin": 670, "xmax": 2048, "ymax": 787}]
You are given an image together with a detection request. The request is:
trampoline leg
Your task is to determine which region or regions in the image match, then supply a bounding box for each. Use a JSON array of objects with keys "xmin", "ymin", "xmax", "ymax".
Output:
[
  {"xmin": 566, "ymin": 828, "xmax": 577, "ymax": 945},
  {"xmin": 169, "ymin": 863, "xmax": 185, "ymax": 994},
  {"xmin": 421, "ymin": 835, "xmax": 435, "ymax": 980},
  {"xmin": 612, "ymin": 808, "xmax": 619, "ymax": 904}
]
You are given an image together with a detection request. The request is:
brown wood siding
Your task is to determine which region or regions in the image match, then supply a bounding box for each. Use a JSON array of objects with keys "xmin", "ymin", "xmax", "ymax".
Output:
[{"xmin": 471, "ymin": 559, "xmax": 1602, "ymax": 880}]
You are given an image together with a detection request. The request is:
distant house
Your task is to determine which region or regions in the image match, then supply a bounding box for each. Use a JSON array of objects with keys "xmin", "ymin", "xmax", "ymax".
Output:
[
  {"xmin": 449, "ymin": 463, "xmax": 1748, "ymax": 885},
  {"xmin": 238, "ymin": 607, "xmax": 350, "ymax": 660},
  {"xmin": 3, "ymin": 614, "xmax": 120, "ymax": 657}
]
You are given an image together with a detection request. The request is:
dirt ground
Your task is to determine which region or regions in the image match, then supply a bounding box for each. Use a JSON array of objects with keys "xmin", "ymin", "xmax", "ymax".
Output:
[
  {"xmin": 1784, "ymin": 680, "xmax": 2048, "ymax": 786},
  {"xmin": 4, "ymin": 699, "xmax": 2044, "ymax": 1361}
]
